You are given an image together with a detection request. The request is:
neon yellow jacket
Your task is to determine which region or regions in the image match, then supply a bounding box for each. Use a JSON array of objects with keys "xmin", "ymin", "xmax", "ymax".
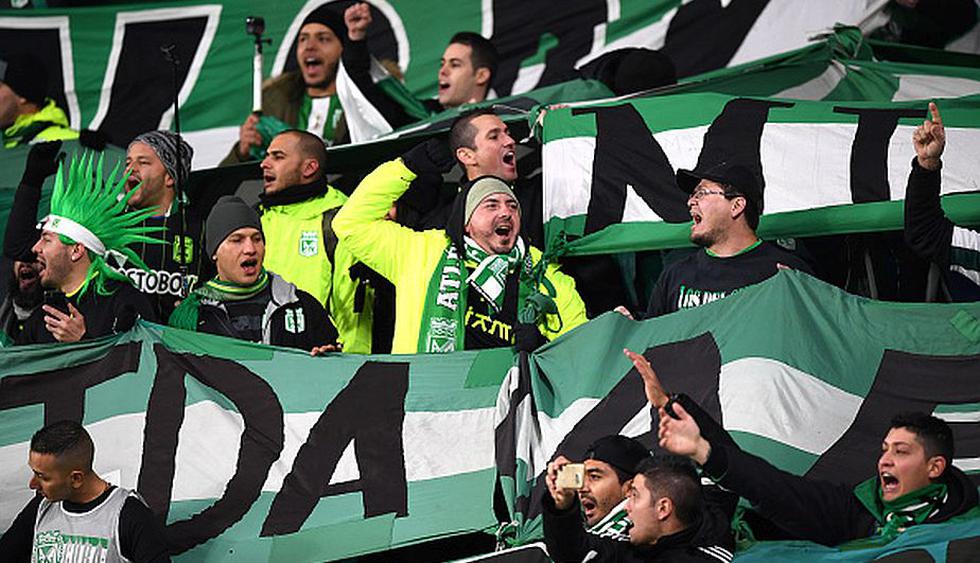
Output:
[
  {"xmin": 2, "ymin": 99, "xmax": 78, "ymax": 148},
  {"xmin": 333, "ymin": 158, "xmax": 588, "ymax": 354},
  {"xmin": 260, "ymin": 188, "xmax": 373, "ymax": 353}
]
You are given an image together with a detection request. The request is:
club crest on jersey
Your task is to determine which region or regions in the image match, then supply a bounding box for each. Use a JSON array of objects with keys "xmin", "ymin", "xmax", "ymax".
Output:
[
  {"xmin": 299, "ymin": 231, "xmax": 319, "ymax": 257},
  {"xmin": 172, "ymin": 235, "xmax": 194, "ymax": 265},
  {"xmin": 285, "ymin": 309, "xmax": 306, "ymax": 333}
]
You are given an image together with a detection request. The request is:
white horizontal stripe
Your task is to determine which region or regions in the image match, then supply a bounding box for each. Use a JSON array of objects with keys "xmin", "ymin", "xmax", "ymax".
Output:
[
  {"xmin": 180, "ymin": 126, "xmax": 239, "ymax": 170},
  {"xmin": 893, "ymin": 74, "xmax": 980, "ymax": 102},
  {"xmin": 544, "ymin": 122, "xmax": 980, "ymax": 224},
  {"xmin": 542, "ymin": 137, "xmax": 597, "ymax": 220},
  {"xmin": 720, "ymin": 357, "xmax": 864, "ymax": 455},
  {"xmin": 953, "ymin": 457, "xmax": 980, "ymax": 472},
  {"xmin": 729, "ymin": 1, "xmax": 880, "ymax": 67},
  {"xmin": 774, "ymin": 62, "xmax": 847, "ymax": 100},
  {"xmin": 534, "ymin": 398, "xmax": 601, "ymax": 474},
  {"xmin": 933, "ymin": 410, "xmax": 980, "ymax": 423},
  {"xmin": 0, "ymin": 401, "xmax": 496, "ymax": 526}
]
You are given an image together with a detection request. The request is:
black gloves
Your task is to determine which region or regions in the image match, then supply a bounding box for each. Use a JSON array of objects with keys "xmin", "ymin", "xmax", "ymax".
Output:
[
  {"xmin": 401, "ymin": 137, "xmax": 455, "ymax": 176},
  {"xmin": 513, "ymin": 322, "xmax": 545, "ymax": 354},
  {"xmin": 79, "ymin": 128, "xmax": 109, "ymax": 151},
  {"xmin": 21, "ymin": 141, "xmax": 63, "ymax": 187}
]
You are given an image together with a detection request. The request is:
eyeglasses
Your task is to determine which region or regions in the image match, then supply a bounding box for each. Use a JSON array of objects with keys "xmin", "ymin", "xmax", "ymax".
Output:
[{"xmin": 688, "ymin": 189, "xmax": 729, "ymax": 202}]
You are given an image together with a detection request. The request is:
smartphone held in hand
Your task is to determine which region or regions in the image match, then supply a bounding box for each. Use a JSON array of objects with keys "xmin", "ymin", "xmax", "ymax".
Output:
[{"xmin": 556, "ymin": 463, "xmax": 585, "ymax": 489}]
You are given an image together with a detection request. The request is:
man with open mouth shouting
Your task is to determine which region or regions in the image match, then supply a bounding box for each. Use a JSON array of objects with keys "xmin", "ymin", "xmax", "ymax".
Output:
[
  {"xmin": 222, "ymin": 5, "xmax": 350, "ymax": 166},
  {"xmin": 169, "ymin": 195, "xmax": 338, "ymax": 354},
  {"xmin": 341, "ymin": 2, "xmax": 498, "ymax": 135},
  {"xmin": 642, "ymin": 161, "xmax": 813, "ymax": 318},
  {"xmin": 0, "ymin": 260, "xmax": 43, "ymax": 344},
  {"xmin": 547, "ymin": 435, "xmax": 652, "ymax": 544},
  {"xmin": 16, "ymin": 154, "xmax": 159, "ymax": 345},
  {"xmin": 333, "ymin": 137, "xmax": 587, "ymax": 354},
  {"xmin": 659, "ymin": 402, "xmax": 979, "ymax": 547}
]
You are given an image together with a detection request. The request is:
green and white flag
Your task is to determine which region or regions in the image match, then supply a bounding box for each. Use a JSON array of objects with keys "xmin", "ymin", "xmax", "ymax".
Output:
[
  {"xmin": 494, "ymin": 271, "xmax": 980, "ymax": 559},
  {"xmin": 540, "ymin": 92, "xmax": 980, "ymax": 256},
  {"xmin": 669, "ymin": 27, "xmax": 980, "ymax": 103},
  {"xmin": 0, "ymin": 323, "xmax": 513, "ymax": 561}
]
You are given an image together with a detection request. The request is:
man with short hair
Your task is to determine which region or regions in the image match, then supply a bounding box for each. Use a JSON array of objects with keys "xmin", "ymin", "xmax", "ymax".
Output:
[
  {"xmin": 659, "ymin": 403, "xmax": 980, "ymax": 546},
  {"xmin": 449, "ymin": 107, "xmax": 517, "ymax": 183},
  {"xmin": 0, "ymin": 52, "xmax": 78, "ymax": 148},
  {"xmin": 169, "ymin": 195, "xmax": 338, "ymax": 353},
  {"xmin": 223, "ymin": 6, "xmax": 349, "ymax": 165},
  {"xmin": 550, "ymin": 435, "xmax": 651, "ymax": 543},
  {"xmin": 0, "ymin": 420, "xmax": 170, "ymax": 562},
  {"xmin": 436, "ymin": 31, "xmax": 498, "ymax": 110},
  {"xmin": 257, "ymin": 129, "xmax": 372, "ymax": 352},
  {"xmin": 333, "ymin": 140, "xmax": 587, "ymax": 354},
  {"xmin": 544, "ymin": 453, "xmax": 734, "ymax": 562},
  {"xmin": 17, "ymin": 155, "xmax": 159, "ymax": 344},
  {"xmin": 341, "ymin": 3, "xmax": 498, "ymax": 133},
  {"xmin": 642, "ymin": 162, "xmax": 812, "ymax": 317}
]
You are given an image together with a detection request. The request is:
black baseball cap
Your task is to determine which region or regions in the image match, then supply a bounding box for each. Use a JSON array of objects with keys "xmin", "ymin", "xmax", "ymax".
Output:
[
  {"xmin": 583, "ymin": 435, "xmax": 650, "ymax": 475},
  {"xmin": 676, "ymin": 160, "xmax": 764, "ymax": 214}
]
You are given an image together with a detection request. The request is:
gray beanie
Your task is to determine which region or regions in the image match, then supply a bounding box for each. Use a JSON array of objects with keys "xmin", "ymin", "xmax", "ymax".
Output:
[
  {"xmin": 464, "ymin": 176, "xmax": 519, "ymax": 225},
  {"xmin": 205, "ymin": 196, "xmax": 262, "ymax": 257},
  {"xmin": 129, "ymin": 130, "xmax": 193, "ymax": 185}
]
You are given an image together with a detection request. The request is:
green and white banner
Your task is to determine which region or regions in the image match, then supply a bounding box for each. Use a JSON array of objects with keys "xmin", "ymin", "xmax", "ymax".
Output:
[
  {"xmin": 2, "ymin": 0, "xmax": 977, "ymax": 168},
  {"xmin": 495, "ymin": 271, "xmax": 980, "ymax": 559},
  {"xmin": 539, "ymin": 93, "xmax": 980, "ymax": 255},
  {"xmin": 2, "ymin": 273, "xmax": 980, "ymax": 560},
  {"xmin": 0, "ymin": 323, "xmax": 513, "ymax": 561}
]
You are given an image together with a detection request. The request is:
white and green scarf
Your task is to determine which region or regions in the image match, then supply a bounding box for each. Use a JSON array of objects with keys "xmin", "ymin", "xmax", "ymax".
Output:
[{"xmin": 418, "ymin": 238, "xmax": 534, "ymax": 353}]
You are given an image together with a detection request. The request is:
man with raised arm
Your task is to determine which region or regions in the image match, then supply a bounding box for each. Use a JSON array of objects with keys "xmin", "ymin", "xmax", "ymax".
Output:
[
  {"xmin": 333, "ymin": 138, "xmax": 586, "ymax": 353},
  {"xmin": 904, "ymin": 101, "xmax": 980, "ymax": 298},
  {"xmin": 658, "ymin": 398, "xmax": 978, "ymax": 546}
]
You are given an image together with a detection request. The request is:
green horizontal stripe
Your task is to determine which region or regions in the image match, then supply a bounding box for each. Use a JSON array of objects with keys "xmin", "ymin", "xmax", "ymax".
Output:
[
  {"xmin": 729, "ymin": 430, "xmax": 820, "ymax": 476},
  {"xmin": 169, "ymin": 469, "xmax": 497, "ymax": 562},
  {"xmin": 546, "ymin": 194, "xmax": 980, "ymax": 255}
]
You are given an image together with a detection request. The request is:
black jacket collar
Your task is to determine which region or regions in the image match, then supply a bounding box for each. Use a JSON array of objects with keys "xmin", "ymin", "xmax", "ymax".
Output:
[{"xmin": 259, "ymin": 179, "xmax": 328, "ymax": 208}]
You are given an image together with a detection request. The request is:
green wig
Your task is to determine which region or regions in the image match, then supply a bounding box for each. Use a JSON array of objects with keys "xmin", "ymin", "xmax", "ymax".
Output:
[{"xmin": 39, "ymin": 152, "xmax": 164, "ymax": 298}]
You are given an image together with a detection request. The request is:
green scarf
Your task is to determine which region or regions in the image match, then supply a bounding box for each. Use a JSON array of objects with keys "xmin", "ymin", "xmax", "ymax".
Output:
[
  {"xmin": 169, "ymin": 269, "xmax": 270, "ymax": 330},
  {"xmin": 417, "ymin": 239, "xmax": 536, "ymax": 353},
  {"xmin": 465, "ymin": 237, "xmax": 526, "ymax": 313},
  {"xmin": 851, "ymin": 477, "xmax": 948, "ymax": 547}
]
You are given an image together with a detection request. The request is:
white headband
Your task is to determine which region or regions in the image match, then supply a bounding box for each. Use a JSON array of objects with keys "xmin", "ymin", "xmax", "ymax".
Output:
[{"xmin": 38, "ymin": 215, "xmax": 107, "ymax": 256}]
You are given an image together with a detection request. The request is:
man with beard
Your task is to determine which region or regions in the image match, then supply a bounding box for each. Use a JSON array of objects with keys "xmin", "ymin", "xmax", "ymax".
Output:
[
  {"xmin": 256, "ymin": 129, "xmax": 372, "ymax": 352},
  {"xmin": 333, "ymin": 139, "xmax": 587, "ymax": 354},
  {"xmin": 223, "ymin": 6, "xmax": 349, "ymax": 165},
  {"xmin": 644, "ymin": 162, "xmax": 812, "ymax": 317},
  {"xmin": 2, "ymin": 132, "xmax": 209, "ymax": 322},
  {"xmin": 0, "ymin": 260, "xmax": 43, "ymax": 344},
  {"xmin": 548, "ymin": 436, "xmax": 652, "ymax": 543},
  {"xmin": 120, "ymin": 130, "xmax": 211, "ymax": 320},
  {"xmin": 17, "ymin": 154, "xmax": 159, "ymax": 344}
]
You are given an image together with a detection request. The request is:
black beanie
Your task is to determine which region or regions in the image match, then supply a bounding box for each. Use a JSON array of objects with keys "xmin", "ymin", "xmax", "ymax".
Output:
[
  {"xmin": 205, "ymin": 196, "xmax": 263, "ymax": 257},
  {"xmin": 0, "ymin": 53, "xmax": 48, "ymax": 105},
  {"xmin": 301, "ymin": 4, "xmax": 347, "ymax": 41},
  {"xmin": 583, "ymin": 435, "xmax": 651, "ymax": 476}
]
